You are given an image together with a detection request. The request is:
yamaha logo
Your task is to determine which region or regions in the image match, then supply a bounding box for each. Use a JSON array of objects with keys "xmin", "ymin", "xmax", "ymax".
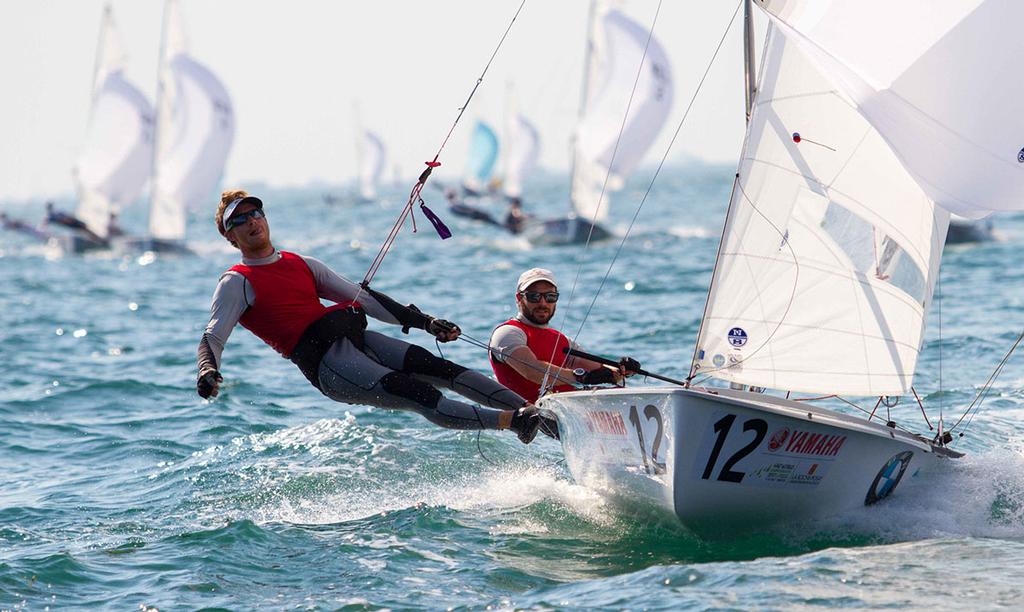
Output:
[{"xmin": 768, "ymin": 428, "xmax": 790, "ymax": 451}]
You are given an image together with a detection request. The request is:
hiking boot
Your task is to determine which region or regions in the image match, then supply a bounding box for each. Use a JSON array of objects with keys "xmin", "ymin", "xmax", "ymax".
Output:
[{"xmin": 509, "ymin": 405, "xmax": 541, "ymax": 444}]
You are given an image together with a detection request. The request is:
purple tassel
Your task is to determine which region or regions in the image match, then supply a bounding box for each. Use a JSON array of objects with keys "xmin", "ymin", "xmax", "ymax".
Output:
[{"xmin": 419, "ymin": 202, "xmax": 452, "ymax": 240}]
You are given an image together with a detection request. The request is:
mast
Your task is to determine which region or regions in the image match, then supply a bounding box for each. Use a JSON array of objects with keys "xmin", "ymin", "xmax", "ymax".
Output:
[
  {"xmin": 148, "ymin": 0, "xmax": 172, "ymax": 227},
  {"xmin": 568, "ymin": 0, "xmax": 599, "ymax": 208},
  {"xmin": 743, "ymin": 0, "xmax": 757, "ymax": 121}
]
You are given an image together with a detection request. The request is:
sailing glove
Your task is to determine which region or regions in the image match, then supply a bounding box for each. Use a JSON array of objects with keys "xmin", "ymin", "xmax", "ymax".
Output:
[
  {"xmin": 619, "ymin": 356, "xmax": 641, "ymax": 375},
  {"xmin": 579, "ymin": 367, "xmax": 617, "ymax": 385},
  {"xmin": 197, "ymin": 368, "xmax": 223, "ymax": 399},
  {"xmin": 427, "ymin": 317, "xmax": 461, "ymax": 342}
]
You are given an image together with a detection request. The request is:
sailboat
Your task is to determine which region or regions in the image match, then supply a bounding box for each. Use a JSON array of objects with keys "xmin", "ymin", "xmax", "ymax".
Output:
[
  {"xmin": 946, "ymin": 214, "xmax": 995, "ymax": 245},
  {"xmin": 325, "ymin": 128, "xmax": 387, "ymax": 205},
  {"xmin": 526, "ymin": 1, "xmax": 673, "ymax": 246},
  {"xmin": 539, "ymin": 0, "xmax": 1023, "ymax": 530},
  {"xmin": 500, "ymin": 86, "xmax": 541, "ymax": 202},
  {"xmin": 460, "ymin": 120, "xmax": 501, "ymax": 197},
  {"xmin": 69, "ymin": 4, "xmax": 154, "ymax": 253},
  {"xmin": 125, "ymin": 0, "xmax": 234, "ymax": 253}
]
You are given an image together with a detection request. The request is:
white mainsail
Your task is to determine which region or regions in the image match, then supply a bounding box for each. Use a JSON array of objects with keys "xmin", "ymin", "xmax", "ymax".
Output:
[
  {"xmin": 570, "ymin": 7, "xmax": 673, "ymax": 223},
  {"xmin": 502, "ymin": 114, "xmax": 540, "ymax": 199},
  {"xmin": 358, "ymin": 130, "xmax": 386, "ymax": 201},
  {"xmin": 693, "ymin": 27, "xmax": 948, "ymax": 396},
  {"xmin": 73, "ymin": 5, "xmax": 154, "ymax": 239},
  {"xmin": 758, "ymin": 0, "xmax": 1024, "ymax": 220},
  {"xmin": 149, "ymin": 0, "xmax": 235, "ymax": 242}
]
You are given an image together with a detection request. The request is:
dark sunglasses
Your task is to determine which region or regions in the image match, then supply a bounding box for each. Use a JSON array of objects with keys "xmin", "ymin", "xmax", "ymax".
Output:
[
  {"xmin": 521, "ymin": 290, "xmax": 559, "ymax": 303},
  {"xmin": 224, "ymin": 208, "xmax": 265, "ymax": 231}
]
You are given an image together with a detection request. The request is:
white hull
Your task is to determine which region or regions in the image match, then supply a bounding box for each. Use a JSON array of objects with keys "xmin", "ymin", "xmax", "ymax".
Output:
[{"xmin": 539, "ymin": 386, "xmax": 960, "ymax": 531}]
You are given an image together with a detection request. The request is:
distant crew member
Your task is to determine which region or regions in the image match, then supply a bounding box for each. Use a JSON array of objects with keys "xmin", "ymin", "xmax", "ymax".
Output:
[
  {"xmin": 502, "ymin": 197, "xmax": 531, "ymax": 235},
  {"xmin": 1, "ymin": 212, "xmax": 50, "ymax": 241},
  {"xmin": 107, "ymin": 212, "xmax": 125, "ymax": 238},
  {"xmin": 44, "ymin": 201, "xmax": 106, "ymax": 245},
  {"xmin": 196, "ymin": 190, "xmax": 544, "ymax": 444},
  {"xmin": 488, "ymin": 268, "xmax": 640, "ymax": 404}
]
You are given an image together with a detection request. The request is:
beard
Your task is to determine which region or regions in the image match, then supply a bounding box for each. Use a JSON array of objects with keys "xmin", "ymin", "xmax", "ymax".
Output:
[{"xmin": 522, "ymin": 307, "xmax": 553, "ymax": 325}]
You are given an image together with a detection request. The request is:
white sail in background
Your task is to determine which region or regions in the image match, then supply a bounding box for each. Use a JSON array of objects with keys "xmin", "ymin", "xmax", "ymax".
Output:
[
  {"xmin": 759, "ymin": 0, "xmax": 1024, "ymax": 219},
  {"xmin": 693, "ymin": 28, "xmax": 948, "ymax": 396},
  {"xmin": 149, "ymin": 0, "xmax": 234, "ymax": 241},
  {"xmin": 73, "ymin": 5, "xmax": 154, "ymax": 239},
  {"xmin": 358, "ymin": 130, "xmax": 386, "ymax": 201},
  {"xmin": 502, "ymin": 114, "xmax": 540, "ymax": 199},
  {"xmin": 571, "ymin": 8, "xmax": 673, "ymax": 222}
]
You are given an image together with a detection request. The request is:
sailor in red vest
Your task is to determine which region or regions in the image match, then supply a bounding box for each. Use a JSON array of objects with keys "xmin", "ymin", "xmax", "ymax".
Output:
[
  {"xmin": 488, "ymin": 268, "xmax": 640, "ymax": 405},
  {"xmin": 195, "ymin": 190, "xmax": 543, "ymax": 444}
]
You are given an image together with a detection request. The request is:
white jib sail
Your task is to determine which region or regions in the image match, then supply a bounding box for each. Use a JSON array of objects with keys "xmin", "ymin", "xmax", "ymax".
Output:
[
  {"xmin": 693, "ymin": 28, "xmax": 949, "ymax": 397},
  {"xmin": 149, "ymin": 0, "xmax": 234, "ymax": 241},
  {"xmin": 73, "ymin": 5, "xmax": 154, "ymax": 239},
  {"xmin": 358, "ymin": 130, "xmax": 385, "ymax": 201},
  {"xmin": 571, "ymin": 8, "xmax": 673, "ymax": 223},
  {"xmin": 502, "ymin": 114, "xmax": 540, "ymax": 199},
  {"xmin": 758, "ymin": 0, "xmax": 1024, "ymax": 219}
]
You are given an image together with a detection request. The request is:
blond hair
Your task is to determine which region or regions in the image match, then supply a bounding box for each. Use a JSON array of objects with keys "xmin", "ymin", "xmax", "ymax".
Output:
[{"xmin": 215, "ymin": 189, "xmax": 249, "ymax": 248}]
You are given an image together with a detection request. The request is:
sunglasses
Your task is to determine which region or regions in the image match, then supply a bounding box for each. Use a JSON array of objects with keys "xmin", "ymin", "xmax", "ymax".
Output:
[
  {"xmin": 521, "ymin": 291, "xmax": 559, "ymax": 303},
  {"xmin": 224, "ymin": 208, "xmax": 265, "ymax": 231}
]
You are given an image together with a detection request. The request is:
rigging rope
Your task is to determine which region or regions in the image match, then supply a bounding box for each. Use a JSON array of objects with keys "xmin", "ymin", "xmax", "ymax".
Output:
[
  {"xmin": 357, "ymin": 0, "xmax": 528, "ymax": 297},
  {"xmin": 567, "ymin": 0, "xmax": 744, "ymax": 347},
  {"xmin": 536, "ymin": 0, "xmax": 667, "ymax": 397},
  {"xmin": 949, "ymin": 327, "xmax": 1024, "ymax": 441}
]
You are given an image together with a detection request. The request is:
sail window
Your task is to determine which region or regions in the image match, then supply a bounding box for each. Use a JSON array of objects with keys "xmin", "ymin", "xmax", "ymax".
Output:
[{"xmin": 820, "ymin": 201, "xmax": 927, "ymax": 304}]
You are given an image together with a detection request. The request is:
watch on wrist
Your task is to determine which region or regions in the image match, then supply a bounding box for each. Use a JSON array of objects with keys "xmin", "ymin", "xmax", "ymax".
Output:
[{"xmin": 573, "ymin": 368, "xmax": 586, "ymax": 382}]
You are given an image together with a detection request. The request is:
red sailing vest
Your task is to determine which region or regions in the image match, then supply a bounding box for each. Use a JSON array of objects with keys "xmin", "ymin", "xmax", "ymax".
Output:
[
  {"xmin": 230, "ymin": 251, "xmax": 354, "ymax": 358},
  {"xmin": 490, "ymin": 318, "xmax": 575, "ymax": 403}
]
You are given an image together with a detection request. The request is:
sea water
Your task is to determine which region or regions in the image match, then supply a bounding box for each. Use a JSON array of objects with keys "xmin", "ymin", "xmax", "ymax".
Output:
[{"xmin": 2, "ymin": 164, "xmax": 1024, "ymax": 609}]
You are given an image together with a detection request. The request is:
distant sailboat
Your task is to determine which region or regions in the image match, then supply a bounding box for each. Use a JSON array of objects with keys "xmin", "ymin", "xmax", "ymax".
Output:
[
  {"xmin": 461, "ymin": 121, "xmax": 500, "ymax": 197},
  {"xmin": 500, "ymin": 93, "xmax": 541, "ymax": 201},
  {"xmin": 946, "ymin": 214, "xmax": 995, "ymax": 245},
  {"xmin": 527, "ymin": 2, "xmax": 673, "ymax": 245},
  {"xmin": 133, "ymin": 0, "xmax": 234, "ymax": 252},
  {"xmin": 356, "ymin": 130, "xmax": 386, "ymax": 202},
  {"xmin": 69, "ymin": 3, "xmax": 154, "ymax": 252}
]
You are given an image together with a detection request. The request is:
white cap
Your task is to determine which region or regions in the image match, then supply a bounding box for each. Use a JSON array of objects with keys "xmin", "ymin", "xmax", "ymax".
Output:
[
  {"xmin": 221, "ymin": 195, "xmax": 263, "ymax": 231},
  {"xmin": 517, "ymin": 268, "xmax": 557, "ymax": 292}
]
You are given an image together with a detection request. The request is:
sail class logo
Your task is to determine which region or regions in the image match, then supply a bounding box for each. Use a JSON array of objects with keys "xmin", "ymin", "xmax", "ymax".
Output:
[
  {"xmin": 865, "ymin": 450, "xmax": 914, "ymax": 505},
  {"xmin": 1018, "ymin": 147, "xmax": 1024, "ymax": 163},
  {"xmin": 727, "ymin": 327, "xmax": 748, "ymax": 347}
]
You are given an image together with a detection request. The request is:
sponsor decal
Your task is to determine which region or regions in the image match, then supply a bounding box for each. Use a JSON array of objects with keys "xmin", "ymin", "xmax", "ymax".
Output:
[
  {"xmin": 768, "ymin": 427, "xmax": 790, "ymax": 451},
  {"xmin": 728, "ymin": 327, "xmax": 748, "ymax": 348},
  {"xmin": 769, "ymin": 429, "xmax": 847, "ymax": 457},
  {"xmin": 747, "ymin": 460, "xmax": 825, "ymax": 486},
  {"xmin": 584, "ymin": 410, "xmax": 627, "ymax": 436},
  {"xmin": 865, "ymin": 450, "xmax": 914, "ymax": 505},
  {"xmin": 712, "ymin": 354, "xmax": 726, "ymax": 367}
]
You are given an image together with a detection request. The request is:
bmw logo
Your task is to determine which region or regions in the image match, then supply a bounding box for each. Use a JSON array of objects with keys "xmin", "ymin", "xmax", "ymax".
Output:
[
  {"xmin": 1018, "ymin": 147, "xmax": 1024, "ymax": 163},
  {"xmin": 864, "ymin": 450, "xmax": 914, "ymax": 505},
  {"xmin": 728, "ymin": 327, "xmax": 748, "ymax": 348}
]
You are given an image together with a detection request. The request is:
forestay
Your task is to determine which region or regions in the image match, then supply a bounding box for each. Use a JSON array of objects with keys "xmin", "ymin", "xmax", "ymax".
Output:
[
  {"xmin": 149, "ymin": 0, "xmax": 235, "ymax": 242},
  {"xmin": 73, "ymin": 6, "xmax": 154, "ymax": 239},
  {"xmin": 758, "ymin": 0, "xmax": 1024, "ymax": 219},
  {"xmin": 571, "ymin": 8, "xmax": 672, "ymax": 223},
  {"xmin": 693, "ymin": 28, "xmax": 948, "ymax": 396},
  {"xmin": 462, "ymin": 121, "xmax": 499, "ymax": 192},
  {"xmin": 358, "ymin": 130, "xmax": 386, "ymax": 201}
]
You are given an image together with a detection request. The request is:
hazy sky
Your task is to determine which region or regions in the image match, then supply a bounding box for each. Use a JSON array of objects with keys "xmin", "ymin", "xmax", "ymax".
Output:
[{"xmin": 0, "ymin": 1, "xmax": 765, "ymax": 203}]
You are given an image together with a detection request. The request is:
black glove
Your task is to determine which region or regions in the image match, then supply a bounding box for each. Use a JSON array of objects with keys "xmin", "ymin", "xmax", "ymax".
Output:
[
  {"xmin": 579, "ymin": 367, "xmax": 616, "ymax": 385},
  {"xmin": 619, "ymin": 356, "xmax": 641, "ymax": 375},
  {"xmin": 427, "ymin": 317, "xmax": 461, "ymax": 342},
  {"xmin": 197, "ymin": 369, "xmax": 223, "ymax": 399}
]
